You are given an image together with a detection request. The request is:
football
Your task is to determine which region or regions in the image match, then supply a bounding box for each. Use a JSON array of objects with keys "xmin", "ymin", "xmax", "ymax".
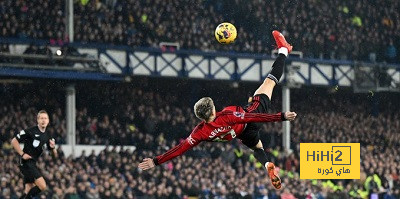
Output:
[{"xmin": 214, "ymin": 22, "xmax": 237, "ymax": 44}]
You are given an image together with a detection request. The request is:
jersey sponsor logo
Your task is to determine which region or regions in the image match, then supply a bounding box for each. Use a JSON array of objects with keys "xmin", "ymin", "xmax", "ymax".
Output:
[
  {"xmin": 233, "ymin": 111, "xmax": 245, "ymax": 119},
  {"xmin": 208, "ymin": 126, "xmax": 232, "ymax": 139},
  {"xmin": 33, "ymin": 140, "xmax": 40, "ymax": 148},
  {"xmin": 187, "ymin": 135, "xmax": 196, "ymax": 145}
]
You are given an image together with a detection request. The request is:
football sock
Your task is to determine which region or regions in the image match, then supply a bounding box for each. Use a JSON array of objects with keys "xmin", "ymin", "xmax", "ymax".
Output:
[
  {"xmin": 253, "ymin": 148, "xmax": 269, "ymax": 166},
  {"xmin": 265, "ymin": 162, "xmax": 271, "ymax": 169},
  {"xmin": 267, "ymin": 53, "xmax": 286, "ymax": 84},
  {"xmin": 278, "ymin": 47, "xmax": 288, "ymax": 57},
  {"xmin": 25, "ymin": 186, "xmax": 41, "ymax": 198}
]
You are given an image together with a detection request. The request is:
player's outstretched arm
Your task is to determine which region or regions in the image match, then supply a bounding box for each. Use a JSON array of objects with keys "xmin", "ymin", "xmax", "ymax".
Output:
[
  {"xmin": 138, "ymin": 158, "xmax": 155, "ymax": 170},
  {"xmin": 284, "ymin": 111, "xmax": 297, "ymax": 121},
  {"xmin": 228, "ymin": 111, "xmax": 297, "ymax": 124},
  {"xmin": 138, "ymin": 132, "xmax": 202, "ymax": 170},
  {"xmin": 138, "ymin": 140, "xmax": 194, "ymax": 171}
]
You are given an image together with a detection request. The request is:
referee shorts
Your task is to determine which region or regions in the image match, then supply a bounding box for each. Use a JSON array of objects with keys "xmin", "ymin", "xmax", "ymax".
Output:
[
  {"xmin": 237, "ymin": 94, "xmax": 272, "ymax": 148},
  {"xmin": 19, "ymin": 159, "xmax": 42, "ymax": 184}
]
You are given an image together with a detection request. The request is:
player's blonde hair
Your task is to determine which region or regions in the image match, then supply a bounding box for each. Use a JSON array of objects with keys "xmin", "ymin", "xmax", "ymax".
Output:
[
  {"xmin": 37, "ymin": 110, "xmax": 49, "ymax": 118},
  {"xmin": 194, "ymin": 97, "xmax": 214, "ymax": 121}
]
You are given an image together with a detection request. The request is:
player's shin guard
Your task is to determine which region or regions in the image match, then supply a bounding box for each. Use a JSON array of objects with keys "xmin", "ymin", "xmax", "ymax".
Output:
[
  {"xmin": 267, "ymin": 54, "xmax": 286, "ymax": 84},
  {"xmin": 253, "ymin": 148, "xmax": 269, "ymax": 166},
  {"xmin": 25, "ymin": 186, "xmax": 41, "ymax": 198}
]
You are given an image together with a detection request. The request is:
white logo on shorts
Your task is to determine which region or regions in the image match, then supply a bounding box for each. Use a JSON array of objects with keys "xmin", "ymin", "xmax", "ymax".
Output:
[{"xmin": 33, "ymin": 140, "xmax": 40, "ymax": 148}]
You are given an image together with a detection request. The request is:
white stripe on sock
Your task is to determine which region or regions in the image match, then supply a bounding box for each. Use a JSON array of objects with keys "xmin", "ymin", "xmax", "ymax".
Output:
[
  {"xmin": 267, "ymin": 74, "xmax": 278, "ymax": 84},
  {"xmin": 265, "ymin": 162, "xmax": 270, "ymax": 169},
  {"xmin": 278, "ymin": 47, "xmax": 288, "ymax": 57}
]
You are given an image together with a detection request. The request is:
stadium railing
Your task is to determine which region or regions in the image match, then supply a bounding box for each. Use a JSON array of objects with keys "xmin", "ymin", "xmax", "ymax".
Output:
[{"xmin": 1, "ymin": 37, "xmax": 399, "ymax": 92}]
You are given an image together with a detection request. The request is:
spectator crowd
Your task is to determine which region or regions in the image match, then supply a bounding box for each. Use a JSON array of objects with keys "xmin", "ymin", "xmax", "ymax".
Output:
[
  {"xmin": 0, "ymin": 0, "xmax": 399, "ymax": 62},
  {"xmin": 1, "ymin": 78, "xmax": 400, "ymax": 198}
]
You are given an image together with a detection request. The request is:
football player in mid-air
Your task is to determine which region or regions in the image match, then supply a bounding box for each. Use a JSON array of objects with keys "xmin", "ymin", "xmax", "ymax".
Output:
[
  {"xmin": 11, "ymin": 110, "xmax": 57, "ymax": 199},
  {"xmin": 139, "ymin": 30, "xmax": 294, "ymax": 190}
]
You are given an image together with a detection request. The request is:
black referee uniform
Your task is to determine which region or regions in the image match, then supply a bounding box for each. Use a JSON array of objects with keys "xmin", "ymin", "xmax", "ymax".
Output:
[{"xmin": 15, "ymin": 126, "xmax": 55, "ymax": 184}]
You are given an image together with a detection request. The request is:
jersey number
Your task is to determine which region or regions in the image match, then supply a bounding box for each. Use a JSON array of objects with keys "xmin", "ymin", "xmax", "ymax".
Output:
[
  {"xmin": 229, "ymin": 129, "xmax": 237, "ymax": 138},
  {"xmin": 213, "ymin": 129, "xmax": 236, "ymax": 142}
]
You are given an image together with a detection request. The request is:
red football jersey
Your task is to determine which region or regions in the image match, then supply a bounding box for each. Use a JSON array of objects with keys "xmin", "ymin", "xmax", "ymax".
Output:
[{"xmin": 154, "ymin": 106, "xmax": 284, "ymax": 165}]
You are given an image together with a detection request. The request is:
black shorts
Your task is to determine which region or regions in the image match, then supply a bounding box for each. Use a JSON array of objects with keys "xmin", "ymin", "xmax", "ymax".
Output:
[
  {"xmin": 19, "ymin": 159, "xmax": 42, "ymax": 184},
  {"xmin": 237, "ymin": 94, "xmax": 271, "ymax": 148}
]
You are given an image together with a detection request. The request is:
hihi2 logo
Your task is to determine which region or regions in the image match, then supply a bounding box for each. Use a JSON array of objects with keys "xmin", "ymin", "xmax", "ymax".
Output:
[{"xmin": 300, "ymin": 143, "xmax": 360, "ymax": 179}]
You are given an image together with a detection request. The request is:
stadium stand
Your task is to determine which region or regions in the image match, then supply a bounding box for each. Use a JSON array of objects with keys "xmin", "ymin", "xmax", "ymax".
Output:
[
  {"xmin": 0, "ymin": 0, "xmax": 399, "ymax": 62},
  {"xmin": 1, "ymin": 78, "xmax": 399, "ymax": 198}
]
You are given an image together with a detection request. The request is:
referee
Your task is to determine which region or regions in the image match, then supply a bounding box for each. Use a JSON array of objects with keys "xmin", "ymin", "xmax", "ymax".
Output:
[{"xmin": 11, "ymin": 110, "xmax": 57, "ymax": 199}]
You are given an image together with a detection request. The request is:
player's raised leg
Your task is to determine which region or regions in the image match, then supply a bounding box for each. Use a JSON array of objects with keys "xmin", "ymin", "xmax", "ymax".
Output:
[
  {"xmin": 251, "ymin": 30, "xmax": 292, "ymax": 190},
  {"xmin": 253, "ymin": 30, "xmax": 293, "ymax": 99}
]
